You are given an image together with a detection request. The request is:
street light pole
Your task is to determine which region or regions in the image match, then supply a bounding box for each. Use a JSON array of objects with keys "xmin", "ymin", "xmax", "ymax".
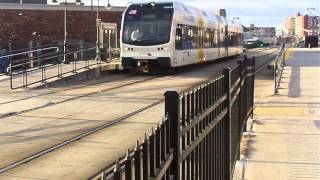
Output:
[
  {"xmin": 64, "ymin": 0, "xmax": 67, "ymax": 63},
  {"xmin": 95, "ymin": 0, "xmax": 101, "ymax": 62},
  {"xmin": 97, "ymin": 0, "xmax": 100, "ymax": 19}
]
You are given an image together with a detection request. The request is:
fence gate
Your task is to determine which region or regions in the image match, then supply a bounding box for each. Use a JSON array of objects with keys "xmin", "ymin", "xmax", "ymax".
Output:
[{"xmin": 97, "ymin": 20, "xmax": 118, "ymax": 62}]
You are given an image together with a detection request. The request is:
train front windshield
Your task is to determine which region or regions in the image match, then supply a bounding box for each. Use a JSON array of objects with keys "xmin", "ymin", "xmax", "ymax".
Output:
[{"xmin": 122, "ymin": 3, "xmax": 174, "ymax": 46}]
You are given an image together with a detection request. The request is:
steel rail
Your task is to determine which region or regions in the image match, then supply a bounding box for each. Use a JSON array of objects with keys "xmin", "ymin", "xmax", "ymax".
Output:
[{"xmin": 0, "ymin": 99, "xmax": 164, "ymax": 174}]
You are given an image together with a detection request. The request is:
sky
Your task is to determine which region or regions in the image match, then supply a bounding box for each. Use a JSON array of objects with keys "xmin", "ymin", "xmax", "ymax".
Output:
[{"xmin": 77, "ymin": 0, "xmax": 319, "ymax": 28}]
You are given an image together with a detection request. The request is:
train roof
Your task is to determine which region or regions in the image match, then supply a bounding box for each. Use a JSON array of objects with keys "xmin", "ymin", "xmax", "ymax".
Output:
[{"xmin": 127, "ymin": 1, "xmax": 242, "ymax": 32}]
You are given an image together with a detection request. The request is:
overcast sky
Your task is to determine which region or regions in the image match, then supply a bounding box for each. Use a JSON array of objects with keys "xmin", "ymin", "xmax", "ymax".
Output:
[{"xmin": 77, "ymin": 0, "xmax": 319, "ymax": 28}]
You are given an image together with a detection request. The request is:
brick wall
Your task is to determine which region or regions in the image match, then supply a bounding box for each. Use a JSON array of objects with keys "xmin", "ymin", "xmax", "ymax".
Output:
[
  {"xmin": 0, "ymin": 0, "xmax": 48, "ymax": 4},
  {"xmin": 0, "ymin": 9, "xmax": 123, "ymax": 50}
]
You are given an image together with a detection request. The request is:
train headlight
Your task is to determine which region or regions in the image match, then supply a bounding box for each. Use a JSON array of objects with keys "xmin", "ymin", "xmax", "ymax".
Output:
[
  {"xmin": 158, "ymin": 47, "xmax": 169, "ymax": 51},
  {"xmin": 124, "ymin": 48, "xmax": 134, "ymax": 51}
]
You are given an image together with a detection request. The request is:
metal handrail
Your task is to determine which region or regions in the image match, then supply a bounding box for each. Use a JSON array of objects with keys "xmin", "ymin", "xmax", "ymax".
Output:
[
  {"xmin": 9, "ymin": 46, "xmax": 97, "ymax": 90},
  {"xmin": 0, "ymin": 47, "xmax": 60, "ymax": 60},
  {"xmin": 10, "ymin": 46, "xmax": 95, "ymax": 69}
]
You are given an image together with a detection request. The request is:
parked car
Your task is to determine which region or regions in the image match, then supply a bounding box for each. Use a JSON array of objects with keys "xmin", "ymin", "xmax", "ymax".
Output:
[{"xmin": 0, "ymin": 49, "xmax": 10, "ymax": 74}]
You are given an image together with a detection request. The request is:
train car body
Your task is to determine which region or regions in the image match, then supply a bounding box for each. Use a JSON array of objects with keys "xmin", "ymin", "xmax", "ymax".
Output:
[{"xmin": 120, "ymin": 1, "xmax": 243, "ymax": 72}]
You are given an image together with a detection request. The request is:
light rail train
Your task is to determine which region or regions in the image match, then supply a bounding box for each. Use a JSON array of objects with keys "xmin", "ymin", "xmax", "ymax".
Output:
[{"xmin": 120, "ymin": 1, "xmax": 243, "ymax": 73}]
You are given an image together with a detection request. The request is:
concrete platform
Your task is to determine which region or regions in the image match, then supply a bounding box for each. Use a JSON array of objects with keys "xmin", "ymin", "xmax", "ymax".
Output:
[
  {"xmin": 233, "ymin": 48, "xmax": 320, "ymax": 180},
  {"xmin": 0, "ymin": 49, "xmax": 277, "ymax": 179}
]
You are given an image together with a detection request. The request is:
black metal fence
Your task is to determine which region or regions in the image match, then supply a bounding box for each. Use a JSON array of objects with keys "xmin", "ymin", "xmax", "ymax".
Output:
[
  {"xmin": 89, "ymin": 56, "xmax": 255, "ymax": 180},
  {"xmin": 274, "ymin": 43, "xmax": 286, "ymax": 95}
]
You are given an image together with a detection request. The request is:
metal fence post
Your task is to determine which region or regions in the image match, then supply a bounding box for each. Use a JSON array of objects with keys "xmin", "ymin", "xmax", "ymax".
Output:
[
  {"xmin": 164, "ymin": 91, "xmax": 180, "ymax": 179},
  {"xmin": 243, "ymin": 55, "xmax": 248, "ymax": 132},
  {"xmin": 134, "ymin": 141, "xmax": 141, "ymax": 180},
  {"xmin": 114, "ymin": 160, "xmax": 121, "ymax": 180},
  {"xmin": 125, "ymin": 149, "xmax": 132, "ymax": 180},
  {"xmin": 8, "ymin": 42, "xmax": 12, "ymax": 53},
  {"xmin": 251, "ymin": 57, "xmax": 256, "ymax": 119},
  {"xmin": 10, "ymin": 62, "xmax": 13, "ymax": 89},
  {"xmin": 36, "ymin": 41, "xmax": 41, "ymax": 63},
  {"xmin": 28, "ymin": 40, "xmax": 34, "ymax": 68},
  {"xmin": 142, "ymin": 134, "xmax": 149, "ymax": 180},
  {"xmin": 274, "ymin": 57, "xmax": 278, "ymax": 95},
  {"xmin": 223, "ymin": 67, "xmax": 232, "ymax": 180},
  {"xmin": 80, "ymin": 40, "xmax": 84, "ymax": 61},
  {"xmin": 236, "ymin": 60, "xmax": 242, "ymax": 161},
  {"xmin": 100, "ymin": 172, "xmax": 106, "ymax": 180}
]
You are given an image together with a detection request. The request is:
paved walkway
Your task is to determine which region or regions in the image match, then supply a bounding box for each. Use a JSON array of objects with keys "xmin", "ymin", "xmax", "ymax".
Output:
[{"xmin": 239, "ymin": 48, "xmax": 320, "ymax": 180}]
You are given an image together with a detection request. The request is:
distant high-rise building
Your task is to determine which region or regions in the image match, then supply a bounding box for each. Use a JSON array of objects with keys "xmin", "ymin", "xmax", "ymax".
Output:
[
  {"xmin": 284, "ymin": 9, "xmax": 319, "ymax": 38},
  {"xmin": 285, "ymin": 16, "xmax": 295, "ymax": 36},
  {"xmin": 295, "ymin": 13, "xmax": 308, "ymax": 37},
  {"xmin": 0, "ymin": 0, "xmax": 47, "ymax": 4},
  {"xmin": 276, "ymin": 27, "xmax": 284, "ymax": 37},
  {"xmin": 306, "ymin": 8, "xmax": 319, "ymax": 36}
]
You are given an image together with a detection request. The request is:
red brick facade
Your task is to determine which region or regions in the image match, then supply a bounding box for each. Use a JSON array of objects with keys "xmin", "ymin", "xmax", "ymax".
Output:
[{"xmin": 0, "ymin": 8, "xmax": 123, "ymax": 50}]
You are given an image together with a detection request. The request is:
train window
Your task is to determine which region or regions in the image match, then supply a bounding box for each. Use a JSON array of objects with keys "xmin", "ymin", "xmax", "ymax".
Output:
[
  {"xmin": 214, "ymin": 29, "xmax": 218, "ymax": 47},
  {"xmin": 208, "ymin": 29, "xmax": 215, "ymax": 48},
  {"xmin": 181, "ymin": 25, "xmax": 198, "ymax": 49},
  {"xmin": 175, "ymin": 24, "xmax": 203, "ymax": 50},
  {"xmin": 199, "ymin": 28, "xmax": 204, "ymax": 48},
  {"xmin": 122, "ymin": 6, "xmax": 173, "ymax": 46},
  {"xmin": 176, "ymin": 25, "xmax": 182, "ymax": 50},
  {"xmin": 204, "ymin": 29, "xmax": 211, "ymax": 48},
  {"xmin": 229, "ymin": 32, "xmax": 233, "ymax": 46},
  {"xmin": 192, "ymin": 26, "xmax": 199, "ymax": 49}
]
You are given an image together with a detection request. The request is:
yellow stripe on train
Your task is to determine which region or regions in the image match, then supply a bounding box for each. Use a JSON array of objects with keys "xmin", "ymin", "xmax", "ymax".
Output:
[{"xmin": 198, "ymin": 13, "xmax": 205, "ymax": 63}]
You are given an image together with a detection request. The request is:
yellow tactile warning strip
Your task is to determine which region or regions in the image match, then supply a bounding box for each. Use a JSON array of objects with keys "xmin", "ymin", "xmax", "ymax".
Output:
[
  {"xmin": 284, "ymin": 48, "xmax": 294, "ymax": 61},
  {"xmin": 254, "ymin": 107, "xmax": 305, "ymax": 116}
]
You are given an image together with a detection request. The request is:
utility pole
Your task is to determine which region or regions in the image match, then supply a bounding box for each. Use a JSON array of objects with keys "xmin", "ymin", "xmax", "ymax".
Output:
[
  {"xmin": 64, "ymin": 0, "xmax": 67, "ymax": 63},
  {"xmin": 95, "ymin": 0, "xmax": 101, "ymax": 62}
]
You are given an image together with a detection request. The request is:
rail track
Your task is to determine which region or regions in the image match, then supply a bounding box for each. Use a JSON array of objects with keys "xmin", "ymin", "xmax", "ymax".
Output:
[{"xmin": 0, "ymin": 75, "xmax": 159, "ymax": 119}]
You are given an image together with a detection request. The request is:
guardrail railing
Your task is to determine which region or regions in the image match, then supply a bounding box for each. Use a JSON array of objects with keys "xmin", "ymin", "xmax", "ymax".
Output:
[
  {"xmin": 274, "ymin": 43, "xmax": 286, "ymax": 95},
  {"xmin": 3, "ymin": 44, "xmax": 98, "ymax": 90},
  {"xmin": 89, "ymin": 56, "xmax": 256, "ymax": 180}
]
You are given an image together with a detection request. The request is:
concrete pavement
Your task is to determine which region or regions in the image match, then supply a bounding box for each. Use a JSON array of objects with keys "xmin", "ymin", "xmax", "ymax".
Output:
[{"xmin": 234, "ymin": 48, "xmax": 320, "ymax": 180}]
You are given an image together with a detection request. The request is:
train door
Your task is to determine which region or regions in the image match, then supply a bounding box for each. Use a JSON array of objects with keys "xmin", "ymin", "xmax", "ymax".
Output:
[
  {"xmin": 175, "ymin": 25, "xmax": 197, "ymax": 66},
  {"xmin": 174, "ymin": 24, "xmax": 183, "ymax": 66},
  {"xmin": 217, "ymin": 26, "xmax": 221, "ymax": 58},
  {"xmin": 225, "ymin": 25, "xmax": 228, "ymax": 57},
  {"xmin": 219, "ymin": 26, "xmax": 227, "ymax": 57}
]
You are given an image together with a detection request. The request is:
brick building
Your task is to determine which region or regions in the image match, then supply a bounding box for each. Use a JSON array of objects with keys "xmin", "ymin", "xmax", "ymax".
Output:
[
  {"xmin": 284, "ymin": 9, "xmax": 319, "ymax": 38},
  {"xmin": 285, "ymin": 16, "xmax": 295, "ymax": 36},
  {"xmin": 0, "ymin": 3, "xmax": 125, "ymax": 50},
  {"xmin": 295, "ymin": 12, "xmax": 308, "ymax": 38},
  {"xmin": 0, "ymin": 0, "xmax": 47, "ymax": 4}
]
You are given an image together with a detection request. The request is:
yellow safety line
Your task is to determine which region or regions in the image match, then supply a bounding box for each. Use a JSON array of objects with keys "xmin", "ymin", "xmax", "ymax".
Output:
[
  {"xmin": 255, "ymin": 107, "xmax": 304, "ymax": 116},
  {"xmin": 284, "ymin": 48, "xmax": 294, "ymax": 61}
]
